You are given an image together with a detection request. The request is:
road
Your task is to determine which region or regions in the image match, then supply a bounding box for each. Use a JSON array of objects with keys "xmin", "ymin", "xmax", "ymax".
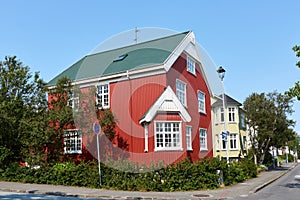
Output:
[
  {"xmin": 238, "ymin": 164, "xmax": 300, "ymax": 200},
  {"xmin": 0, "ymin": 191, "xmax": 102, "ymax": 200}
]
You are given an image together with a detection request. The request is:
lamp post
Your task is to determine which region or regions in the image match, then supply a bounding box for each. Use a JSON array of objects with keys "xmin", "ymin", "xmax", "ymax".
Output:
[{"xmin": 217, "ymin": 66, "xmax": 229, "ymax": 164}]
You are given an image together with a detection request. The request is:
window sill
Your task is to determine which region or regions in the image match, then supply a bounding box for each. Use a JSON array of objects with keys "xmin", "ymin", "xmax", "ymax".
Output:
[
  {"xmin": 64, "ymin": 151, "xmax": 82, "ymax": 154},
  {"xmin": 154, "ymin": 148, "xmax": 183, "ymax": 152},
  {"xmin": 187, "ymin": 70, "xmax": 196, "ymax": 77},
  {"xmin": 187, "ymin": 149, "xmax": 193, "ymax": 152},
  {"xmin": 200, "ymin": 148, "xmax": 208, "ymax": 152},
  {"xmin": 199, "ymin": 111, "xmax": 207, "ymax": 115}
]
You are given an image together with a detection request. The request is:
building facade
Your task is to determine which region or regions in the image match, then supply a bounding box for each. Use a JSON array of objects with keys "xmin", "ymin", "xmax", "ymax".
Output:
[
  {"xmin": 48, "ymin": 31, "xmax": 217, "ymax": 166},
  {"xmin": 211, "ymin": 94, "xmax": 248, "ymax": 160}
]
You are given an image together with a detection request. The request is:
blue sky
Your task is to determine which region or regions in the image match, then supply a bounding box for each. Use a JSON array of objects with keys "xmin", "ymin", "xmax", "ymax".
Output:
[{"xmin": 1, "ymin": 0, "xmax": 300, "ymax": 133}]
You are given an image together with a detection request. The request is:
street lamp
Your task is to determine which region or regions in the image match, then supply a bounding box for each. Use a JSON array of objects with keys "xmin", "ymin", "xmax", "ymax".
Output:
[{"xmin": 217, "ymin": 66, "xmax": 229, "ymax": 164}]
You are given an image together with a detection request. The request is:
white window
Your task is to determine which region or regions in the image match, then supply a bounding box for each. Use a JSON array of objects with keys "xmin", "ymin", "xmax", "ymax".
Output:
[
  {"xmin": 229, "ymin": 134, "xmax": 238, "ymax": 150},
  {"xmin": 240, "ymin": 113, "xmax": 246, "ymax": 129},
  {"xmin": 68, "ymin": 91, "xmax": 79, "ymax": 111},
  {"xmin": 187, "ymin": 56, "xmax": 196, "ymax": 75},
  {"xmin": 216, "ymin": 134, "xmax": 220, "ymax": 150},
  {"xmin": 242, "ymin": 136, "xmax": 247, "ymax": 150},
  {"xmin": 155, "ymin": 122, "xmax": 182, "ymax": 151},
  {"xmin": 186, "ymin": 126, "xmax": 192, "ymax": 151},
  {"xmin": 222, "ymin": 137, "xmax": 227, "ymax": 150},
  {"xmin": 64, "ymin": 129, "xmax": 82, "ymax": 154},
  {"xmin": 220, "ymin": 107, "xmax": 225, "ymax": 123},
  {"xmin": 198, "ymin": 91, "xmax": 205, "ymax": 113},
  {"xmin": 199, "ymin": 128, "xmax": 207, "ymax": 151},
  {"xmin": 176, "ymin": 80, "xmax": 187, "ymax": 106},
  {"xmin": 228, "ymin": 107, "xmax": 236, "ymax": 122},
  {"xmin": 96, "ymin": 84, "xmax": 109, "ymax": 109}
]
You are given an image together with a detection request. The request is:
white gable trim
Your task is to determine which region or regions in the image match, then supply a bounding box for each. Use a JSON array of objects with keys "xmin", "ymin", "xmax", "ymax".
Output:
[
  {"xmin": 139, "ymin": 86, "xmax": 191, "ymax": 124},
  {"xmin": 163, "ymin": 31, "xmax": 214, "ymax": 97}
]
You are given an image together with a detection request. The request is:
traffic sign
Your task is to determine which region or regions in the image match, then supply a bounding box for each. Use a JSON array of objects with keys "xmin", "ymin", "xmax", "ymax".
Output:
[
  {"xmin": 221, "ymin": 131, "xmax": 228, "ymax": 139},
  {"xmin": 93, "ymin": 122, "xmax": 101, "ymax": 135}
]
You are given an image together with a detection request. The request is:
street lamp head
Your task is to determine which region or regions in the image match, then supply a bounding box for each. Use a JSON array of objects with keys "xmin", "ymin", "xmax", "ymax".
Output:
[{"xmin": 217, "ymin": 66, "xmax": 226, "ymax": 81}]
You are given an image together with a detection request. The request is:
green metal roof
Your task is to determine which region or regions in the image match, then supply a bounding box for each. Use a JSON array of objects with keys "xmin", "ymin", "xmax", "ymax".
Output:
[{"xmin": 48, "ymin": 31, "xmax": 190, "ymax": 86}]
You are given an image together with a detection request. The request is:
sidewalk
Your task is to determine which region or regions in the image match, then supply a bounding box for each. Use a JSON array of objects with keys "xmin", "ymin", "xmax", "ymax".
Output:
[{"xmin": 0, "ymin": 162, "xmax": 297, "ymax": 200}]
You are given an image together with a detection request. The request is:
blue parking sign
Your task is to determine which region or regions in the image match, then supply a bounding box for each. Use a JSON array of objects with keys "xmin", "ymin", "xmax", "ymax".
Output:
[
  {"xmin": 93, "ymin": 122, "xmax": 101, "ymax": 135},
  {"xmin": 221, "ymin": 131, "xmax": 227, "ymax": 139}
]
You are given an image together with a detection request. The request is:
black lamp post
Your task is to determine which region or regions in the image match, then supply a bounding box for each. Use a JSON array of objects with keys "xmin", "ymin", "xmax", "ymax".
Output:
[{"xmin": 217, "ymin": 66, "xmax": 229, "ymax": 164}]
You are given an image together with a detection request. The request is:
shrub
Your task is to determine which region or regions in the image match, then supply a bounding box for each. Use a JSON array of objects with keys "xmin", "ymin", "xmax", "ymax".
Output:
[{"xmin": 0, "ymin": 158, "xmax": 257, "ymax": 191}]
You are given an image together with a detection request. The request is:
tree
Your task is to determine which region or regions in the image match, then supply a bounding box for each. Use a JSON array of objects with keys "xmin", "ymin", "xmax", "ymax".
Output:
[
  {"xmin": 287, "ymin": 45, "xmax": 300, "ymax": 100},
  {"xmin": 243, "ymin": 92, "xmax": 295, "ymax": 165},
  {"xmin": 0, "ymin": 56, "xmax": 48, "ymax": 167},
  {"xmin": 46, "ymin": 76, "xmax": 75, "ymax": 164}
]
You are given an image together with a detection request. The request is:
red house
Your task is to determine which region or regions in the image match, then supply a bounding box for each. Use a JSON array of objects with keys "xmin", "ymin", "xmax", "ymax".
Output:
[{"xmin": 48, "ymin": 31, "xmax": 214, "ymax": 167}]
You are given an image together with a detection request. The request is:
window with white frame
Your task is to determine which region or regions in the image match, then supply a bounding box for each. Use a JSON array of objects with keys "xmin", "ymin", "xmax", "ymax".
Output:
[
  {"xmin": 216, "ymin": 134, "xmax": 220, "ymax": 150},
  {"xmin": 64, "ymin": 129, "xmax": 82, "ymax": 154},
  {"xmin": 240, "ymin": 113, "xmax": 246, "ymax": 129},
  {"xmin": 222, "ymin": 137, "xmax": 227, "ymax": 150},
  {"xmin": 155, "ymin": 122, "xmax": 182, "ymax": 151},
  {"xmin": 68, "ymin": 91, "xmax": 79, "ymax": 111},
  {"xmin": 228, "ymin": 107, "xmax": 236, "ymax": 122},
  {"xmin": 199, "ymin": 128, "xmax": 207, "ymax": 151},
  {"xmin": 187, "ymin": 56, "xmax": 196, "ymax": 75},
  {"xmin": 220, "ymin": 107, "xmax": 225, "ymax": 123},
  {"xmin": 229, "ymin": 133, "xmax": 238, "ymax": 150},
  {"xmin": 96, "ymin": 84, "xmax": 109, "ymax": 109},
  {"xmin": 186, "ymin": 126, "xmax": 192, "ymax": 151},
  {"xmin": 176, "ymin": 80, "xmax": 187, "ymax": 106},
  {"xmin": 198, "ymin": 91, "xmax": 205, "ymax": 113},
  {"xmin": 242, "ymin": 136, "xmax": 247, "ymax": 150}
]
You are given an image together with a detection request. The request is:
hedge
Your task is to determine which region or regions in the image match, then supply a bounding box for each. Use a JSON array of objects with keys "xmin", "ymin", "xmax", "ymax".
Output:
[{"xmin": 0, "ymin": 158, "xmax": 257, "ymax": 191}]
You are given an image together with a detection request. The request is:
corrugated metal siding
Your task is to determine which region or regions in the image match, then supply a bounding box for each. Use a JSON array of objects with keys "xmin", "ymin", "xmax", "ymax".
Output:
[
  {"xmin": 110, "ymin": 74, "xmax": 167, "ymax": 156},
  {"xmin": 166, "ymin": 52, "xmax": 213, "ymax": 161}
]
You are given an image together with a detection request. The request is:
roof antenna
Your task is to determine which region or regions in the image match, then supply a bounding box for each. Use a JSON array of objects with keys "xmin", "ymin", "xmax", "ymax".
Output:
[{"xmin": 134, "ymin": 27, "xmax": 139, "ymax": 44}]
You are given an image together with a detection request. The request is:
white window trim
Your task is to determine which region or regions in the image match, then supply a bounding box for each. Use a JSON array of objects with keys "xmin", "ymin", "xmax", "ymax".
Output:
[
  {"xmin": 187, "ymin": 56, "xmax": 196, "ymax": 75},
  {"xmin": 197, "ymin": 90, "xmax": 206, "ymax": 114},
  {"xmin": 68, "ymin": 90, "xmax": 79, "ymax": 112},
  {"xmin": 216, "ymin": 134, "xmax": 220, "ymax": 150},
  {"xmin": 220, "ymin": 107, "xmax": 225, "ymax": 123},
  {"xmin": 154, "ymin": 121, "xmax": 183, "ymax": 151},
  {"xmin": 96, "ymin": 84, "xmax": 110, "ymax": 109},
  {"xmin": 144, "ymin": 123, "xmax": 149, "ymax": 152},
  {"xmin": 186, "ymin": 126, "xmax": 193, "ymax": 151},
  {"xmin": 176, "ymin": 79, "xmax": 187, "ymax": 107},
  {"xmin": 228, "ymin": 106, "xmax": 236, "ymax": 123},
  {"xmin": 199, "ymin": 128, "xmax": 208, "ymax": 151},
  {"xmin": 229, "ymin": 133, "xmax": 238, "ymax": 150},
  {"xmin": 64, "ymin": 129, "xmax": 82, "ymax": 154}
]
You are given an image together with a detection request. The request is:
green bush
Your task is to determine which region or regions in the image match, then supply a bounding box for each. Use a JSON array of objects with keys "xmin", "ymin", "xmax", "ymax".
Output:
[{"xmin": 0, "ymin": 158, "xmax": 257, "ymax": 191}]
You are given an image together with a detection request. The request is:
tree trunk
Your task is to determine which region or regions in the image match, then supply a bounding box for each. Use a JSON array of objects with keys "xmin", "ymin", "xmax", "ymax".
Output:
[{"xmin": 259, "ymin": 137, "xmax": 271, "ymax": 164}]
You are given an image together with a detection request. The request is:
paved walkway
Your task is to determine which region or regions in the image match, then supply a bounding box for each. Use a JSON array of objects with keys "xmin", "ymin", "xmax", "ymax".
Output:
[{"xmin": 0, "ymin": 162, "xmax": 297, "ymax": 200}]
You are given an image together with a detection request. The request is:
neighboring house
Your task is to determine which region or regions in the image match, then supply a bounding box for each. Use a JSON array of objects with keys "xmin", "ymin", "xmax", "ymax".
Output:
[
  {"xmin": 47, "ymin": 31, "xmax": 215, "ymax": 166},
  {"xmin": 211, "ymin": 94, "xmax": 248, "ymax": 160}
]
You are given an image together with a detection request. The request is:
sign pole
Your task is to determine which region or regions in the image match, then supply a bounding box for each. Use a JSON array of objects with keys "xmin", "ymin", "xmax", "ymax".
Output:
[
  {"xmin": 96, "ymin": 133, "xmax": 102, "ymax": 186},
  {"xmin": 93, "ymin": 122, "xmax": 102, "ymax": 186}
]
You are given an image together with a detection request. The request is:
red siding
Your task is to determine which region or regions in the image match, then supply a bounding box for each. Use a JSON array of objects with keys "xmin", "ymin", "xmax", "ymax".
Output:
[
  {"xmin": 56, "ymin": 52, "xmax": 213, "ymax": 165},
  {"xmin": 166, "ymin": 53, "xmax": 213, "ymax": 161},
  {"xmin": 109, "ymin": 74, "xmax": 167, "ymax": 163}
]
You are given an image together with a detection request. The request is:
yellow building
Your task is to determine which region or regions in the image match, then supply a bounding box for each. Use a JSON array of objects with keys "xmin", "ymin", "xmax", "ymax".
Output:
[{"xmin": 211, "ymin": 94, "xmax": 248, "ymax": 161}]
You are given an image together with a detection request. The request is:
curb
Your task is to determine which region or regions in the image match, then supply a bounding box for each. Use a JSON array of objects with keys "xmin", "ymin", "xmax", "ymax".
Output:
[{"xmin": 252, "ymin": 163, "xmax": 298, "ymax": 193}]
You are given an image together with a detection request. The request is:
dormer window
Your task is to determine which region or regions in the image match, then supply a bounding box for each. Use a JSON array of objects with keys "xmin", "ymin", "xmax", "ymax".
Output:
[{"xmin": 113, "ymin": 53, "xmax": 128, "ymax": 62}]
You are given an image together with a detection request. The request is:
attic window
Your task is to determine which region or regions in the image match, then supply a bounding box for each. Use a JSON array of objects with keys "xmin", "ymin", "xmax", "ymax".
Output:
[{"xmin": 113, "ymin": 53, "xmax": 128, "ymax": 62}]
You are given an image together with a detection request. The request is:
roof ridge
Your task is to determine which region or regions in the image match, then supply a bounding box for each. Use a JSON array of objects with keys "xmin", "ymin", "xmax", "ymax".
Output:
[{"xmin": 86, "ymin": 31, "xmax": 191, "ymax": 57}]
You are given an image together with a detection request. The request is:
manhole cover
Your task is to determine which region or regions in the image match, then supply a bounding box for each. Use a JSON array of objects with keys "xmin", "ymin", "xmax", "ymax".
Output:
[{"xmin": 193, "ymin": 194, "xmax": 211, "ymax": 198}]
